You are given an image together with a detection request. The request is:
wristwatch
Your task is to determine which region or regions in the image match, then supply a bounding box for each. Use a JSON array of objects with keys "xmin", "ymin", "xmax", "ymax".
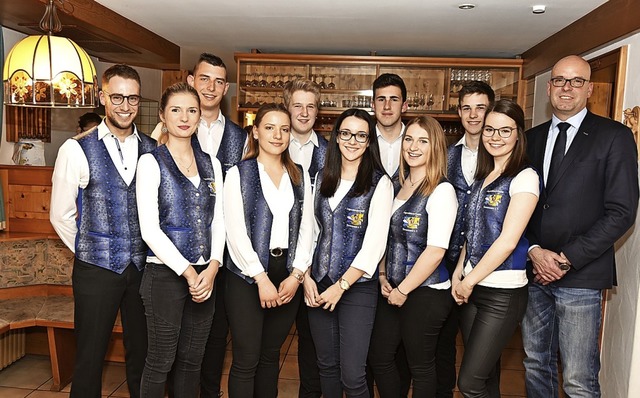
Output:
[
  {"xmin": 291, "ymin": 271, "xmax": 305, "ymax": 284},
  {"xmin": 559, "ymin": 262, "xmax": 571, "ymax": 271},
  {"xmin": 338, "ymin": 278, "xmax": 351, "ymax": 291}
]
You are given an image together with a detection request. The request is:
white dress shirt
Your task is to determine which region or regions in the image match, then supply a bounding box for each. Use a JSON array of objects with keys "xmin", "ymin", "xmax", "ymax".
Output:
[
  {"xmin": 50, "ymin": 122, "xmax": 145, "ymax": 252},
  {"xmin": 316, "ymin": 175, "xmax": 394, "ymax": 278},
  {"xmin": 392, "ymin": 182, "xmax": 458, "ymax": 289},
  {"xmin": 136, "ymin": 152, "xmax": 225, "ymax": 276},
  {"xmin": 454, "ymin": 135, "xmax": 479, "ymax": 186},
  {"xmin": 376, "ymin": 124, "xmax": 405, "ymax": 176},
  {"xmin": 196, "ymin": 113, "xmax": 226, "ymax": 156},
  {"xmin": 224, "ymin": 162, "xmax": 315, "ymax": 278},
  {"xmin": 289, "ymin": 131, "xmax": 320, "ymax": 172},
  {"xmin": 542, "ymin": 108, "xmax": 587, "ymax": 184}
]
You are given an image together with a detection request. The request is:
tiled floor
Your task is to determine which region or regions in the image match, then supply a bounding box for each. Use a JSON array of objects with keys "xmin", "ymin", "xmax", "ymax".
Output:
[{"xmin": 0, "ymin": 327, "xmax": 527, "ymax": 397}]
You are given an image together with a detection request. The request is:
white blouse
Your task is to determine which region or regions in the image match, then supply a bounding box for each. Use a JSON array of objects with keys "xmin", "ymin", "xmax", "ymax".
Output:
[
  {"xmin": 136, "ymin": 152, "xmax": 226, "ymax": 276},
  {"xmin": 314, "ymin": 175, "xmax": 394, "ymax": 278},
  {"xmin": 224, "ymin": 161, "xmax": 315, "ymax": 278}
]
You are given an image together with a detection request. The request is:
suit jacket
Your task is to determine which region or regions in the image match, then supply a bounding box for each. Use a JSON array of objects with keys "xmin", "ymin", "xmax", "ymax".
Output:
[{"xmin": 526, "ymin": 111, "xmax": 639, "ymax": 289}]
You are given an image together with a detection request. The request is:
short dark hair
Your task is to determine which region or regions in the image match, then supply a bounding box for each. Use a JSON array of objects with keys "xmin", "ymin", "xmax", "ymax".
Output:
[
  {"xmin": 458, "ymin": 80, "xmax": 495, "ymax": 109},
  {"xmin": 475, "ymin": 99, "xmax": 528, "ymax": 180},
  {"xmin": 102, "ymin": 64, "xmax": 141, "ymax": 87},
  {"xmin": 320, "ymin": 108, "xmax": 384, "ymax": 198},
  {"xmin": 78, "ymin": 112, "xmax": 102, "ymax": 130},
  {"xmin": 372, "ymin": 73, "xmax": 407, "ymax": 102},
  {"xmin": 193, "ymin": 53, "xmax": 227, "ymax": 78}
]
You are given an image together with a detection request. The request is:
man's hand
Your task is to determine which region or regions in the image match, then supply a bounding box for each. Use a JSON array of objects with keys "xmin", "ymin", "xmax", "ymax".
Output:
[{"xmin": 529, "ymin": 247, "xmax": 565, "ymax": 285}]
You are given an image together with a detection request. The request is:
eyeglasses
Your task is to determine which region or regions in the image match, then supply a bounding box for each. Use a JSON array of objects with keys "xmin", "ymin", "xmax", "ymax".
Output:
[
  {"xmin": 550, "ymin": 77, "xmax": 589, "ymax": 88},
  {"xmin": 338, "ymin": 130, "xmax": 369, "ymax": 143},
  {"xmin": 482, "ymin": 126, "xmax": 517, "ymax": 138},
  {"xmin": 102, "ymin": 90, "xmax": 141, "ymax": 106}
]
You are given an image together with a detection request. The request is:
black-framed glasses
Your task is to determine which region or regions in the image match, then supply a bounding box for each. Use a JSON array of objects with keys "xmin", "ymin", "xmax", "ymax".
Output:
[
  {"xmin": 550, "ymin": 77, "xmax": 589, "ymax": 88},
  {"xmin": 103, "ymin": 90, "xmax": 141, "ymax": 106},
  {"xmin": 338, "ymin": 130, "xmax": 369, "ymax": 143},
  {"xmin": 482, "ymin": 126, "xmax": 516, "ymax": 138}
]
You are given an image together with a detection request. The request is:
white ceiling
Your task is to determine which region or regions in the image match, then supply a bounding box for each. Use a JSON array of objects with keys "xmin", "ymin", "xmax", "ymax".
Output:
[{"xmin": 95, "ymin": 0, "xmax": 606, "ymax": 80}]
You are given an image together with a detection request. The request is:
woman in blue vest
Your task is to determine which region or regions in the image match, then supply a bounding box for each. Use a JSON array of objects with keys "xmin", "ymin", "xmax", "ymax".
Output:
[
  {"xmin": 452, "ymin": 99, "xmax": 540, "ymax": 397},
  {"xmin": 223, "ymin": 103, "xmax": 314, "ymax": 397},
  {"xmin": 305, "ymin": 108, "xmax": 393, "ymax": 398},
  {"xmin": 136, "ymin": 82, "xmax": 225, "ymax": 397},
  {"xmin": 368, "ymin": 116, "xmax": 458, "ymax": 397}
]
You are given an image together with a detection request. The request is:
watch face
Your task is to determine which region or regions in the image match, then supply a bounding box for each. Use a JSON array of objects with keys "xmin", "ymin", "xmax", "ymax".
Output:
[{"xmin": 340, "ymin": 279, "xmax": 349, "ymax": 290}]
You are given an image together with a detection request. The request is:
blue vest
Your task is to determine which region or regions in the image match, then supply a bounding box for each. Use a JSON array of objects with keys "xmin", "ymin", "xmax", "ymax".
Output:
[
  {"xmin": 75, "ymin": 129, "xmax": 156, "ymax": 273},
  {"xmin": 217, "ymin": 119, "xmax": 246, "ymax": 176},
  {"xmin": 386, "ymin": 180, "xmax": 449, "ymax": 288},
  {"xmin": 225, "ymin": 158, "xmax": 305, "ymax": 283},
  {"xmin": 151, "ymin": 143, "xmax": 216, "ymax": 263},
  {"xmin": 312, "ymin": 171, "xmax": 384, "ymax": 283},
  {"xmin": 446, "ymin": 144, "xmax": 473, "ymax": 266},
  {"xmin": 464, "ymin": 173, "xmax": 529, "ymax": 272},
  {"xmin": 308, "ymin": 134, "xmax": 328, "ymax": 186}
]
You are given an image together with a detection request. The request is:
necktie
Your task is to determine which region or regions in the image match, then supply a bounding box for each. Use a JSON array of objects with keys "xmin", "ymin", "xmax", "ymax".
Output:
[{"xmin": 547, "ymin": 122, "xmax": 570, "ymax": 186}]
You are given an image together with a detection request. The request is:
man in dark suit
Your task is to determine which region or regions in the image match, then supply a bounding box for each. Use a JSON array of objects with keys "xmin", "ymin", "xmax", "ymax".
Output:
[{"xmin": 522, "ymin": 55, "xmax": 639, "ymax": 398}]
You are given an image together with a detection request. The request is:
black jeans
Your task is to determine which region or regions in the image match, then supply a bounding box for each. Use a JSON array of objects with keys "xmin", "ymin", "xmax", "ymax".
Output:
[
  {"xmin": 199, "ymin": 266, "xmax": 229, "ymax": 398},
  {"xmin": 70, "ymin": 258, "xmax": 147, "ymax": 398},
  {"xmin": 435, "ymin": 258, "xmax": 461, "ymax": 398},
  {"xmin": 225, "ymin": 254, "xmax": 302, "ymax": 398},
  {"xmin": 296, "ymin": 301, "xmax": 322, "ymax": 398},
  {"xmin": 369, "ymin": 286, "xmax": 453, "ymax": 397},
  {"xmin": 308, "ymin": 278, "xmax": 378, "ymax": 398},
  {"xmin": 458, "ymin": 285, "xmax": 528, "ymax": 398},
  {"xmin": 139, "ymin": 263, "xmax": 215, "ymax": 398}
]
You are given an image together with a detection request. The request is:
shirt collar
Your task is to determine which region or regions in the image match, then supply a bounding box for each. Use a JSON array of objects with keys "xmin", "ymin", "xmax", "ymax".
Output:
[
  {"xmin": 455, "ymin": 134, "xmax": 478, "ymax": 152},
  {"xmin": 376, "ymin": 123, "xmax": 405, "ymax": 143},
  {"xmin": 551, "ymin": 107, "xmax": 588, "ymax": 132},
  {"xmin": 97, "ymin": 120, "xmax": 142, "ymax": 141},
  {"xmin": 290, "ymin": 130, "xmax": 319, "ymax": 147},
  {"xmin": 199, "ymin": 112, "xmax": 225, "ymax": 129}
]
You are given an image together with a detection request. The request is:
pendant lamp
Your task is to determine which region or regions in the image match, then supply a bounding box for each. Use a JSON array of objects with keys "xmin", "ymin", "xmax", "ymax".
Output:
[{"xmin": 2, "ymin": 0, "xmax": 97, "ymax": 108}]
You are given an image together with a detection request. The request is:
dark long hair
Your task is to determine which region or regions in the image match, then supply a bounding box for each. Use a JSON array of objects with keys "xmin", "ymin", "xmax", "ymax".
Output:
[
  {"xmin": 475, "ymin": 99, "xmax": 529, "ymax": 180},
  {"xmin": 244, "ymin": 103, "xmax": 302, "ymax": 186},
  {"xmin": 320, "ymin": 108, "xmax": 384, "ymax": 197}
]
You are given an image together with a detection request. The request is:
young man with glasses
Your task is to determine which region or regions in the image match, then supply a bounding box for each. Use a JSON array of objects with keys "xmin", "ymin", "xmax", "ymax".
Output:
[
  {"xmin": 440, "ymin": 81, "xmax": 494, "ymax": 398},
  {"xmin": 50, "ymin": 64, "xmax": 156, "ymax": 398},
  {"xmin": 523, "ymin": 55, "xmax": 639, "ymax": 398}
]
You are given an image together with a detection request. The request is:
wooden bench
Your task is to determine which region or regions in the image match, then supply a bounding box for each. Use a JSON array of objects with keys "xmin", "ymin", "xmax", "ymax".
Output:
[{"xmin": 0, "ymin": 284, "xmax": 123, "ymax": 391}]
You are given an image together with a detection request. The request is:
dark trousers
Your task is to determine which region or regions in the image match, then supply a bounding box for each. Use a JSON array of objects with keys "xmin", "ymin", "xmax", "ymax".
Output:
[
  {"xmin": 435, "ymin": 298, "xmax": 460, "ymax": 398},
  {"xmin": 199, "ymin": 266, "xmax": 230, "ymax": 398},
  {"xmin": 458, "ymin": 285, "xmax": 528, "ymax": 398},
  {"xmin": 308, "ymin": 278, "xmax": 378, "ymax": 398},
  {"xmin": 225, "ymin": 255, "xmax": 302, "ymax": 398},
  {"xmin": 369, "ymin": 286, "xmax": 453, "ymax": 397},
  {"xmin": 139, "ymin": 263, "xmax": 215, "ymax": 398},
  {"xmin": 296, "ymin": 301, "xmax": 322, "ymax": 398},
  {"xmin": 70, "ymin": 258, "xmax": 147, "ymax": 398}
]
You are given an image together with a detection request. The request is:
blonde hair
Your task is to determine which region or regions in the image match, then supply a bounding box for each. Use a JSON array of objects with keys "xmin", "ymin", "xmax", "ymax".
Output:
[
  {"xmin": 283, "ymin": 79, "xmax": 321, "ymax": 108},
  {"xmin": 398, "ymin": 116, "xmax": 448, "ymax": 197}
]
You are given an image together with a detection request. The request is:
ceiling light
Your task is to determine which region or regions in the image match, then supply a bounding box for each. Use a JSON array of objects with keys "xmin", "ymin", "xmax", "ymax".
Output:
[
  {"xmin": 3, "ymin": 0, "xmax": 98, "ymax": 108},
  {"xmin": 458, "ymin": 4, "xmax": 476, "ymax": 10},
  {"xmin": 532, "ymin": 5, "xmax": 546, "ymax": 14}
]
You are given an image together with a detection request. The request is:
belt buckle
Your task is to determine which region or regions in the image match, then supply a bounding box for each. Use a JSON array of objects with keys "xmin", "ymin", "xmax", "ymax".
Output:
[{"xmin": 270, "ymin": 248, "xmax": 283, "ymax": 257}]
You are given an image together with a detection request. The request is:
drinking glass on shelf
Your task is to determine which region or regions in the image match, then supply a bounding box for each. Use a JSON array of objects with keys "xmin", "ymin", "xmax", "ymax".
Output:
[
  {"xmin": 327, "ymin": 75, "xmax": 336, "ymax": 90},
  {"xmin": 251, "ymin": 73, "xmax": 259, "ymax": 87},
  {"xmin": 269, "ymin": 73, "xmax": 278, "ymax": 88},
  {"xmin": 319, "ymin": 74, "xmax": 327, "ymax": 89},
  {"xmin": 419, "ymin": 94, "xmax": 426, "ymax": 109},
  {"xmin": 244, "ymin": 73, "xmax": 252, "ymax": 87},
  {"xmin": 259, "ymin": 72, "xmax": 268, "ymax": 88},
  {"xmin": 427, "ymin": 94, "xmax": 434, "ymax": 110},
  {"xmin": 276, "ymin": 73, "xmax": 285, "ymax": 88}
]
